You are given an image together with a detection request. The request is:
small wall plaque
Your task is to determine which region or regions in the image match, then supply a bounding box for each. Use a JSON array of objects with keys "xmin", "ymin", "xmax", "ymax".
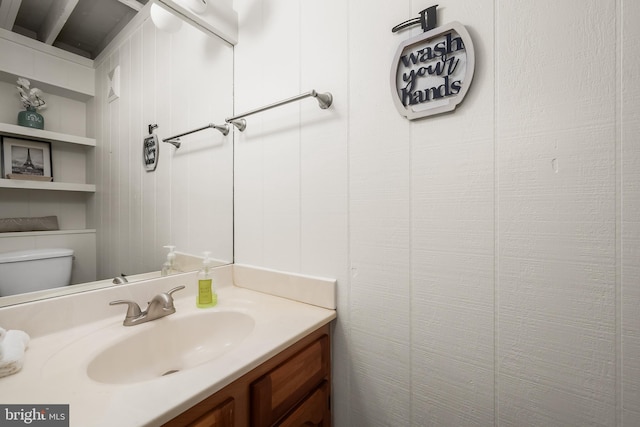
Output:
[{"xmin": 143, "ymin": 134, "xmax": 159, "ymax": 172}]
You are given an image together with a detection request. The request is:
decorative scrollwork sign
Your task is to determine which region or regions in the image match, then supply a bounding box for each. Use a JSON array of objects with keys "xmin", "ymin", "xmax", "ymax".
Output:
[
  {"xmin": 143, "ymin": 124, "xmax": 159, "ymax": 172},
  {"xmin": 390, "ymin": 6, "xmax": 475, "ymax": 120}
]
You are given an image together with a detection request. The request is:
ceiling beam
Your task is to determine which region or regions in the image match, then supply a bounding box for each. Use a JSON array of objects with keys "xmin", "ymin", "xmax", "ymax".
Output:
[
  {"xmin": 39, "ymin": 0, "xmax": 80, "ymax": 45},
  {"xmin": 0, "ymin": 0, "xmax": 22, "ymax": 30},
  {"xmin": 116, "ymin": 0, "xmax": 143, "ymax": 12}
]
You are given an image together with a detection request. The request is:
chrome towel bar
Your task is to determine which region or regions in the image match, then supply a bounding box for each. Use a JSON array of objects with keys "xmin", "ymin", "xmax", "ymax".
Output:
[
  {"xmin": 161, "ymin": 90, "xmax": 333, "ymax": 149},
  {"xmin": 162, "ymin": 123, "xmax": 229, "ymax": 149},
  {"xmin": 226, "ymin": 90, "xmax": 333, "ymax": 131}
]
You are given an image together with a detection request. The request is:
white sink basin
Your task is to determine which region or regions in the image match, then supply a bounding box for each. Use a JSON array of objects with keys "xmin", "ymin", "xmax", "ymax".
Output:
[{"xmin": 86, "ymin": 310, "xmax": 254, "ymax": 384}]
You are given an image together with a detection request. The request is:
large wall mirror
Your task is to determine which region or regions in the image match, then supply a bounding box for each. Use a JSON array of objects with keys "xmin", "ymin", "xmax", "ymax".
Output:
[{"xmin": 0, "ymin": 0, "xmax": 234, "ymax": 307}]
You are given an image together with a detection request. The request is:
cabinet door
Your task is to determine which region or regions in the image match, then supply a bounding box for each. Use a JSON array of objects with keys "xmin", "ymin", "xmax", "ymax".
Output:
[
  {"xmin": 188, "ymin": 398, "xmax": 234, "ymax": 427},
  {"xmin": 251, "ymin": 335, "xmax": 330, "ymax": 427},
  {"xmin": 277, "ymin": 381, "xmax": 330, "ymax": 427}
]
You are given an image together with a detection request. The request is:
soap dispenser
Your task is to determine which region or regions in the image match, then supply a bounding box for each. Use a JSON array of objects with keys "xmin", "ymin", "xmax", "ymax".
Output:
[
  {"xmin": 196, "ymin": 251, "xmax": 217, "ymax": 308},
  {"xmin": 161, "ymin": 245, "xmax": 177, "ymax": 276}
]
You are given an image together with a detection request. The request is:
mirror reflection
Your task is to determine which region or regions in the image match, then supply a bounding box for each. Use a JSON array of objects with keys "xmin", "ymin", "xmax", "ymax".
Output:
[{"xmin": 0, "ymin": 1, "xmax": 234, "ymax": 306}]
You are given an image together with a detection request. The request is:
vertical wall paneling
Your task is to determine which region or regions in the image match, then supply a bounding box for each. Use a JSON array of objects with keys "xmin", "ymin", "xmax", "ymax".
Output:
[
  {"xmin": 187, "ymin": 25, "xmax": 233, "ymax": 259},
  {"xmin": 299, "ymin": 0, "xmax": 351, "ymax": 424},
  {"xmin": 621, "ymin": 0, "xmax": 640, "ymax": 424},
  {"xmin": 233, "ymin": 0, "xmax": 304, "ymax": 272},
  {"xmin": 231, "ymin": 0, "xmax": 639, "ymax": 426},
  {"xmin": 298, "ymin": 0, "xmax": 348, "ymax": 290},
  {"xmin": 129, "ymin": 27, "xmax": 144, "ymax": 277},
  {"xmin": 233, "ymin": 0, "xmax": 266, "ymax": 266},
  {"xmin": 96, "ymin": 58, "xmax": 109, "ymax": 278},
  {"xmin": 118, "ymin": 39, "xmax": 132, "ymax": 277},
  {"xmin": 347, "ymin": 0, "xmax": 412, "ymax": 425},
  {"xmin": 410, "ymin": 1, "xmax": 496, "ymax": 425},
  {"xmin": 259, "ymin": 0, "xmax": 301, "ymax": 272},
  {"xmin": 154, "ymin": 26, "xmax": 172, "ymax": 266},
  {"xmin": 168, "ymin": 27, "xmax": 190, "ymax": 256},
  {"xmin": 109, "ymin": 52, "xmax": 122, "ymax": 277},
  {"xmin": 496, "ymin": 1, "xmax": 617, "ymax": 425},
  {"xmin": 141, "ymin": 19, "xmax": 157, "ymax": 274},
  {"xmin": 93, "ymin": 15, "xmax": 234, "ymax": 280}
]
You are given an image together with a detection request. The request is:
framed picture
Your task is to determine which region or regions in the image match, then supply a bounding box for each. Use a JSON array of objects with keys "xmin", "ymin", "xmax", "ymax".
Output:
[{"xmin": 1, "ymin": 137, "xmax": 52, "ymax": 180}]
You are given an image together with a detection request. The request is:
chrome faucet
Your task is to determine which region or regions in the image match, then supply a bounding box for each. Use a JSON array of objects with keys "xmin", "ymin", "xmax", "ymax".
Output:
[
  {"xmin": 112, "ymin": 274, "xmax": 128, "ymax": 284},
  {"xmin": 109, "ymin": 285, "xmax": 185, "ymax": 326}
]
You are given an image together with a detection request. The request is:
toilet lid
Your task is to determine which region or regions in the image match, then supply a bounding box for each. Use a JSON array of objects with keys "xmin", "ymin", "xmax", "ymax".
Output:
[{"xmin": 0, "ymin": 248, "xmax": 74, "ymax": 263}]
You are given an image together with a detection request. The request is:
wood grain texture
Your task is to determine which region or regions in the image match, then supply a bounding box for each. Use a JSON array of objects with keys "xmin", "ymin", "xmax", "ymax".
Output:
[
  {"xmin": 621, "ymin": 0, "xmax": 640, "ymax": 424},
  {"xmin": 163, "ymin": 325, "xmax": 330, "ymax": 427},
  {"xmin": 230, "ymin": 0, "xmax": 639, "ymax": 426}
]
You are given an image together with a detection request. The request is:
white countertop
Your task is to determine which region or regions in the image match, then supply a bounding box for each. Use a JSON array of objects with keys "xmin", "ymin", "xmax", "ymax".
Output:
[{"xmin": 0, "ymin": 265, "xmax": 336, "ymax": 427}]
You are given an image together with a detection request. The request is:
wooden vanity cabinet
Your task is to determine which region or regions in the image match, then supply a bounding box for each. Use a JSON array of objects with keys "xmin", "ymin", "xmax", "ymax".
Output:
[
  {"xmin": 188, "ymin": 398, "xmax": 235, "ymax": 427},
  {"xmin": 275, "ymin": 381, "xmax": 330, "ymax": 427},
  {"xmin": 163, "ymin": 324, "xmax": 331, "ymax": 427}
]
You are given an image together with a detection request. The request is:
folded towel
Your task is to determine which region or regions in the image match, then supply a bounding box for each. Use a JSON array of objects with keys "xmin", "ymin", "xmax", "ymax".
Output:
[{"xmin": 0, "ymin": 329, "xmax": 30, "ymax": 379}]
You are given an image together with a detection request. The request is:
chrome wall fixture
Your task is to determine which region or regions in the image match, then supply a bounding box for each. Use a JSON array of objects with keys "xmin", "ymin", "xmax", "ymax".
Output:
[
  {"xmin": 162, "ymin": 123, "xmax": 229, "ymax": 149},
  {"xmin": 226, "ymin": 89, "xmax": 333, "ymax": 131},
  {"xmin": 161, "ymin": 89, "xmax": 333, "ymax": 149}
]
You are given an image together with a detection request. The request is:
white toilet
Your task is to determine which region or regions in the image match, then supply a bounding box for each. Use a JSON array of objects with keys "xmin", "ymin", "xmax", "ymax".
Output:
[{"xmin": 0, "ymin": 248, "xmax": 74, "ymax": 297}]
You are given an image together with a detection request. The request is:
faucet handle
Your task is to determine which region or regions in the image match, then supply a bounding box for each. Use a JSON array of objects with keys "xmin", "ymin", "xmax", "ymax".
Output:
[
  {"xmin": 166, "ymin": 285, "xmax": 185, "ymax": 299},
  {"xmin": 149, "ymin": 286, "xmax": 186, "ymax": 310},
  {"xmin": 109, "ymin": 300, "xmax": 142, "ymax": 319}
]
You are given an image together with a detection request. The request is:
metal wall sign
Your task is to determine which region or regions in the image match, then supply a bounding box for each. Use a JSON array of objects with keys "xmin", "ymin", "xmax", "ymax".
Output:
[
  {"xmin": 390, "ymin": 6, "xmax": 475, "ymax": 120},
  {"xmin": 144, "ymin": 124, "xmax": 159, "ymax": 172}
]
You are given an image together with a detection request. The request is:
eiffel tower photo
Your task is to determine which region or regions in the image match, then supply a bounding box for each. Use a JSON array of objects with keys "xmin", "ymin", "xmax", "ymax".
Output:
[
  {"xmin": 10, "ymin": 145, "xmax": 45, "ymax": 176},
  {"xmin": 22, "ymin": 148, "xmax": 35, "ymax": 169}
]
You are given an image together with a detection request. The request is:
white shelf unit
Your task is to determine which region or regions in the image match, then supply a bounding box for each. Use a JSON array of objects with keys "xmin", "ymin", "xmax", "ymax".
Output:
[
  {"xmin": 0, "ymin": 122, "xmax": 96, "ymax": 192},
  {"xmin": 0, "ymin": 29, "xmax": 98, "ymax": 283},
  {"xmin": 0, "ymin": 122, "xmax": 95, "ymax": 146},
  {"xmin": 0, "ymin": 178, "xmax": 94, "ymax": 192},
  {"xmin": 0, "ymin": 123, "xmax": 98, "ymax": 284}
]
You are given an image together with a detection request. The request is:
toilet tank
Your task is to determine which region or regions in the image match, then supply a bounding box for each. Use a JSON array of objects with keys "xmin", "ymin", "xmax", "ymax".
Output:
[{"xmin": 0, "ymin": 248, "xmax": 74, "ymax": 297}]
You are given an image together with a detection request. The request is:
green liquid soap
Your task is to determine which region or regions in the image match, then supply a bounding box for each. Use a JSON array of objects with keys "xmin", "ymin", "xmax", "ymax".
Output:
[
  {"xmin": 196, "ymin": 251, "xmax": 217, "ymax": 308},
  {"xmin": 197, "ymin": 278, "xmax": 217, "ymax": 308}
]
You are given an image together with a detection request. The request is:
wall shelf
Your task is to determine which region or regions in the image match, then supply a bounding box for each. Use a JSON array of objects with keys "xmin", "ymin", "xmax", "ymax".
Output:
[
  {"xmin": 0, "ymin": 229, "xmax": 96, "ymax": 238},
  {"xmin": 0, "ymin": 178, "xmax": 95, "ymax": 192},
  {"xmin": 0, "ymin": 122, "xmax": 96, "ymax": 147},
  {"xmin": 0, "ymin": 122, "xmax": 95, "ymax": 193}
]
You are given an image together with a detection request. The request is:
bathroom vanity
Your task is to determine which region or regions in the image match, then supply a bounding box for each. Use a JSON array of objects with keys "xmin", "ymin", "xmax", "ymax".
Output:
[
  {"xmin": 0, "ymin": 264, "xmax": 336, "ymax": 427},
  {"xmin": 165, "ymin": 323, "xmax": 330, "ymax": 426}
]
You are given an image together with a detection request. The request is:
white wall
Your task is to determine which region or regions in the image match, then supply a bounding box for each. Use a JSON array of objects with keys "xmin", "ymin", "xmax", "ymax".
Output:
[
  {"xmin": 622, "ymin": 0, "xmax": 640, "ymax": 422},
  {"xmin": 91, "ymin": 15, "xmax": 234, "ymax": 280},
  {"xmin": 233, "ymin": 0, "xmax": 640, "ymax": 426}
]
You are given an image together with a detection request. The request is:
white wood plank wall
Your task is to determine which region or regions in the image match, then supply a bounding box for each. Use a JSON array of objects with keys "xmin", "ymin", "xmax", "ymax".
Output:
[{"xmin": 233, "ymin": 0, "xmax": 640, "ymax": 426}]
